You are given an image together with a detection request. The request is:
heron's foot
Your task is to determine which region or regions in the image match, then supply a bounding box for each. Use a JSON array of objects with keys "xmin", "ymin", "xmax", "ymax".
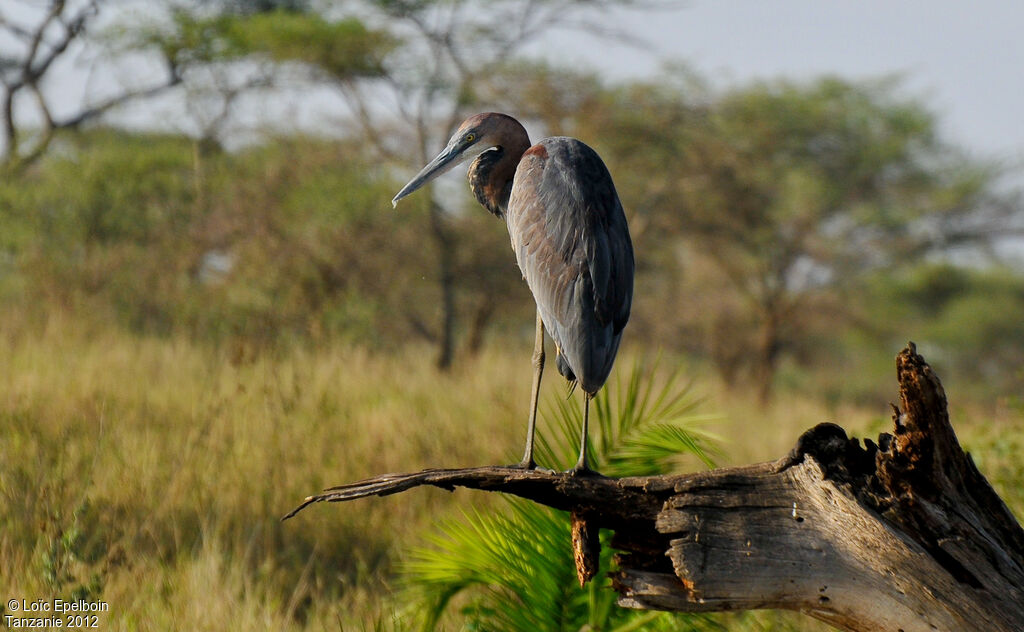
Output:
[
  {"xmin": 568, "ymin": 464, "xmax": 600, "ymax": 477},
  {"xmin": 505, "ymin": 460, "xmax": 559, "ymax": 475}
]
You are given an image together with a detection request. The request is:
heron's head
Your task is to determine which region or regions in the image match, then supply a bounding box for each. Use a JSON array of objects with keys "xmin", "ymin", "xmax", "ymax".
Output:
[{"xmin": 391, "ymin": 113, "xmax": 523, "ymax": 207}]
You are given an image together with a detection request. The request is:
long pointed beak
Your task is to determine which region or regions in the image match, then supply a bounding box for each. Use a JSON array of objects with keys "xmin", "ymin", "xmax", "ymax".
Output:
[{"xmin": 391, "ymin": 142, "xmax": 464, "ymax": 208}]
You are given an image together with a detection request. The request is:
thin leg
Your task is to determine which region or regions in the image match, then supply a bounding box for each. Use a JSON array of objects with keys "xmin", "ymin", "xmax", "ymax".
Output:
[
  {"xmin": 518, "ymin": 310, "xmax": 545, "ymax": 468},
  {"xmin": 573, "ymin": 393, "xmax": 593, "ymax": 472}
]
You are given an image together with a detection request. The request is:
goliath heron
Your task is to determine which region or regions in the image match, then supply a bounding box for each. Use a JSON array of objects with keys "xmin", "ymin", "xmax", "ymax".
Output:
[{"xmin": 392, "ymin": 112, "xmax": 634, "ymax": 472}]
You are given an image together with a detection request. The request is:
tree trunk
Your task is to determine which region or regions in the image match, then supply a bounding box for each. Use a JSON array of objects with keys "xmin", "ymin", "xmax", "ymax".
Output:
[
  {"xmin": 754, "ymin": 307, "xmax": 782, "ymax": 404},
  {"xmin": 428, "ymin": 198, "xmax": 456, "ymax": 371},
  {"xmin": 286, "ymin": 344, "xmax": 1024, "ymax": 631},
  {"xmin": 465, "ymin": 296, "xmax": 495, "ymax": 356}
]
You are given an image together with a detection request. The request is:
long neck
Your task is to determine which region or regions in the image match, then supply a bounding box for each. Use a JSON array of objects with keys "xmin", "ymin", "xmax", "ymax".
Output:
[{"xmin": 468, "ymin": 130, "xmax": 530, "ymax": 217}]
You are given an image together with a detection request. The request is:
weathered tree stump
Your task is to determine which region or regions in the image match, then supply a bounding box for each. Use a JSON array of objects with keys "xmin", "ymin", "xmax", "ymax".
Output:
[{"xmin": 286, "ymin": 344, "xmax": 1024, "ymax": 632}]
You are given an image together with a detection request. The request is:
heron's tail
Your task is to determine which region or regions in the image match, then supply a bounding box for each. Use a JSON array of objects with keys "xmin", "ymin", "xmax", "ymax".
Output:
[{"xmin": 556, "ymin": 351, "xmax": 576, "ymax": 384}]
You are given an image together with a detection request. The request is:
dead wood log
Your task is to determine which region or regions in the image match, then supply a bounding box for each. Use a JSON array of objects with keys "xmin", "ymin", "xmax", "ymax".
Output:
[{"xmin": 286, "ymin": 344, "xmax": 1024, "ymax": 632}]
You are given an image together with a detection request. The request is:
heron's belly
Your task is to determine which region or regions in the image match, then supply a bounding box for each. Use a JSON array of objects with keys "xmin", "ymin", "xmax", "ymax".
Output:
[{"xmin": 517, "ymin": 258, "xmax": 620, "ymax": 395}]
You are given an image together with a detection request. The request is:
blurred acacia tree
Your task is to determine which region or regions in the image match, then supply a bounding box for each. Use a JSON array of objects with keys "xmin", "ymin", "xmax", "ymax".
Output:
[{"xmin": 676, "ymin": 79, "xmax": 1022, "ymax": 402}]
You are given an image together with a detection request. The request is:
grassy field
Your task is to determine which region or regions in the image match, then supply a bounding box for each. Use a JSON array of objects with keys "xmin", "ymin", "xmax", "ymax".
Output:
[{"xmin": 1, "ymin": 319, "xmax": 1021, "ymax": 631}]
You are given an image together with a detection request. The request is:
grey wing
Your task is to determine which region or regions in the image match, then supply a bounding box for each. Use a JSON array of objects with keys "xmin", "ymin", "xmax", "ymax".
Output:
[{"xmin": 506, "ymin": 138, "xmax": 634, "ymax": 394}]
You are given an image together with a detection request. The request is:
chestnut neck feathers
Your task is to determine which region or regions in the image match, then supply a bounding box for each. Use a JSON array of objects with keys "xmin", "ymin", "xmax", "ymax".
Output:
[{"xmin": 465, "ymin": 113, "xmax": 531, "ymax": 217}]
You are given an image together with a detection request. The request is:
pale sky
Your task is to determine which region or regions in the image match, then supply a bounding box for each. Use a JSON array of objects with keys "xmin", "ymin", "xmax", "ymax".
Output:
[{"xmin": 533, "ymin": 0, "xmax": 1024, "ymax": 163}]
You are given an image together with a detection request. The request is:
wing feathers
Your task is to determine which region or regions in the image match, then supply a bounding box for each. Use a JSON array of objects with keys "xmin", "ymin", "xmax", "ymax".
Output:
[{"xmin": 506, "ymin": 137, "xmax": 634, "ymax": 394}]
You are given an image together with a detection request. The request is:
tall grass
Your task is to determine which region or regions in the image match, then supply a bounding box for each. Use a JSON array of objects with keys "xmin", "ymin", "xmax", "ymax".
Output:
[
  {"xmin": 1, "ymin": 320, "xmax": 1020, "ymax": 630},
  {"xmin": 0, "ymin": 319, "xmax": 526, "ymax": 628}
]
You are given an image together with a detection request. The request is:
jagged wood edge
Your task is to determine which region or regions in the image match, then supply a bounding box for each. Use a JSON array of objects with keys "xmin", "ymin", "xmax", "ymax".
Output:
[{"xmin": 283, "ymin": 466, "xmax": 672, "ymax": 522}]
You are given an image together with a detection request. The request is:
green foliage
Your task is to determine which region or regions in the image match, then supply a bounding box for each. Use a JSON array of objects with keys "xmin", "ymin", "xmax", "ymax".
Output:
[
  {"xmin": 146, "ymin": 9, "xmax": 393, "ymax": 79},
  {"xmin": 538, "ymin": 358, "xmax": 719, "ymax": 475},
  {"xmin": 966, "ymin": 418, "xmax": 1024, "ymax": 521},
  {"xmin": 0, "ymin": 130, "xmax": 438, "ymax": 347},
  {"xmin": 37, "ymin": 501, "xmax": 105, "ymax": 602},
  {"xmin": 402, "ymin": 362, "xmax": 720, "ymax": 631},
  {"xmin": 860, "ymin": 263, "xmax": 1024, "ymax": 397},
  {"xmin": 215, "ymin": 11, "xmax": 393, "ymax": 78},
  {"xmin": 0, "ymin": 126, "xmax": 535, "ymax": 354},
  {"xmin": 405, "ymin": 501, "xmax": 585, "ymax": 631},
  {"xmin": 219, "ymin": 0, "xmax": 310, "ymax": 14}
]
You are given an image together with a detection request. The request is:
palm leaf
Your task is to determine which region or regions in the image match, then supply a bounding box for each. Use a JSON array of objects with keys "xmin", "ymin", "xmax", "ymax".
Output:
[
  {"xmin": 536, "ymin": 356, "xmax": 720, "ymax": 475},
  {"xmin": 403, "ymin": 499, "xmax": 581, "ymax": 631}
]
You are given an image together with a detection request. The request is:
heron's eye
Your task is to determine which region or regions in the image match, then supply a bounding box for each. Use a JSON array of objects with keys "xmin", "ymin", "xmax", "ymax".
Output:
[{"xmin": 464, "ymin": 133, "xmax": 476, "ymax": 143}]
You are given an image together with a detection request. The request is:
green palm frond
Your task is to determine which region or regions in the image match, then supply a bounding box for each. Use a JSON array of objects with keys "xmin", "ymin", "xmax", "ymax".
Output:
[
  {"xmin": 402, "ymin": 360, "xmax": 723, "ymax": 631},
  {"xmin": 403, "ymin": 499, "xmax": 582, "ymax": 632},
  {"xmin": 404, "ymin": 498, "xmax": 719, "ymax": 632},
  {"xmin": 536, "ymin": 356, "xmax": 720, "ymax": 476}
]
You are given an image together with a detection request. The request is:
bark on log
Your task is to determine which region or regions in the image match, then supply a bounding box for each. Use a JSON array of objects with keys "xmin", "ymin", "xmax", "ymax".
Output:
[{"xmin": 286, "ymin": 344, "xmax": 1024, "ymax": 632}]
